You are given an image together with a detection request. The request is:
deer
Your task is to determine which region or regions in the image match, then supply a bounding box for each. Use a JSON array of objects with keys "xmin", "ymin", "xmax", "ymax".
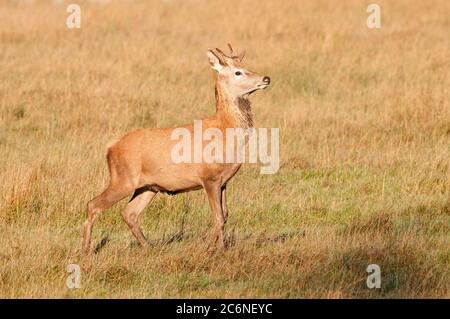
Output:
[{"xmin": 82, "ymin": 44, "xmax": 271, "ymax": 253}]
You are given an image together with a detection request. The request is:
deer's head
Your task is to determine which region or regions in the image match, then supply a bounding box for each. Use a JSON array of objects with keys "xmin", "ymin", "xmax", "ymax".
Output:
[{"xmin": 207, "ymin": 44, "xmax": 270, "ymax": 100}]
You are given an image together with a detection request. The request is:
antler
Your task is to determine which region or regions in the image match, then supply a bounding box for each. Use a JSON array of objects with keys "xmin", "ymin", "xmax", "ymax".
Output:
[
  {"xmin": 227, "ymin": 43, "xmax": 234, "ymax": 56},
  {"xmin": 215, "ymin": 43, "xmax": 245, "ymax": 62},
  {"xmin": 238, "ymin": 50, "xmax": 246, "ymax": 62},
  {"xmin": 215, "ymin": 47, "xmax": 229, "ymax": 59}
]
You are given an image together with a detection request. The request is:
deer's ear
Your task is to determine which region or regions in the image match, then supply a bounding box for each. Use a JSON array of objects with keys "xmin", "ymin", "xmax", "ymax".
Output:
[{"xmin": 207, "ymin": 50, "xmax": 225, "ymax": 72}]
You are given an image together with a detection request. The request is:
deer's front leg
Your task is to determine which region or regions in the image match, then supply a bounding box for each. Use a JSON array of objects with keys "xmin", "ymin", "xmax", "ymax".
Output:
[
  {"xmin": 221, "ymin": 186, "xmax": 229, "ymax": 224},
  {"xmin": 204, "ymin": 181, "xmax": 225, "ymax": 248}
]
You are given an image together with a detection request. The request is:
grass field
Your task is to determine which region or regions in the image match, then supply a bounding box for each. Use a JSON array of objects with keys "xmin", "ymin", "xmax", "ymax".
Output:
[{"xmin": 0, "ymin": 0, "xmax": 449, "ymax": 298}]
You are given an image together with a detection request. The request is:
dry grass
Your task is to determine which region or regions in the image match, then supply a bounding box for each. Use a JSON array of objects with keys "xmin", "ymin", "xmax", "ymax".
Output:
[{"xmin": 0, "ymin": 0, "xmax": 449, "ymax": 298}]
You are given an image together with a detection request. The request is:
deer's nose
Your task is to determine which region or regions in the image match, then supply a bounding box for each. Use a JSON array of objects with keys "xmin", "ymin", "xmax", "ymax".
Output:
[{"xmin": 263, "ymin": 76, "xmax": 271, "ymax": 84}]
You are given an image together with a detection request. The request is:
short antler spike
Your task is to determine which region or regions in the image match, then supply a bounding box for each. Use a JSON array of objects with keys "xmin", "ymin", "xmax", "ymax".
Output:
[
  {"xmin": 215, "ymin": 44, "xmax": 245, "ymax": 62},
  {"xmin": 227, "ymin": 43, "xmax": 234, "ymax": 56},
  {"xmin": 215, "ymin": 47, "xmax": 228, "ymax": 58},
  {"xmin": 239, "ymin": 50, "xmax": 246, "ymax": 62}
]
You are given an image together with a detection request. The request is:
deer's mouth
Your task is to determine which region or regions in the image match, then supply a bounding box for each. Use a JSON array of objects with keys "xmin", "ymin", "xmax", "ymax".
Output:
[
  {"xmin": 243, "ymin": 84, "xmax": 269, "ymax": 97},
  {"xmin": 242, "ymin": 89, "xmax": 258, "ymax": 97}
]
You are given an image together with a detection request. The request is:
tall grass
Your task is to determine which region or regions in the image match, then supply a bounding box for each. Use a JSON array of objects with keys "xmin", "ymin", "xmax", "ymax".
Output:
[{"xmin": 0, "ymin": 0, "xmax": 448, "ymax": 298}]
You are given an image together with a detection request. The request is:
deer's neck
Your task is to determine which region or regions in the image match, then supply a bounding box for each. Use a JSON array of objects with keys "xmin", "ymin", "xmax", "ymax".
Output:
[{"xmin": 214, "ymin": 83, "xmax": 254, "ymax": 128}]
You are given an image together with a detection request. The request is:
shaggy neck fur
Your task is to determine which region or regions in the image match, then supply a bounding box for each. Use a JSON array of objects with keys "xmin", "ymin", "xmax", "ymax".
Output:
[{"xmin": 214, "ymin": 81, "xmax": 254, "ymax": 128}]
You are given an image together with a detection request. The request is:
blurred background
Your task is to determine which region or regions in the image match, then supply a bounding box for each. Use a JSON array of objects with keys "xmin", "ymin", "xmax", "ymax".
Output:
[{"xmin": 0, "ymin": 0, "xmax": 448, "ymax": 298}]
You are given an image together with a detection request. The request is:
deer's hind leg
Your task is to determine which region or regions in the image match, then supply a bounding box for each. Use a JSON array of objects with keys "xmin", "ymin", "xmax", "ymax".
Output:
[
  {"xmin": 83, "ymin": 182, "xmax": 135, "ymax": 253},
  {"xmin": 121, "ymin": 187, "xmax": 157, "ymax": 249},
  {"xmin": 83, "ymin": 149, "xmax": 138, "ymax": 253}
]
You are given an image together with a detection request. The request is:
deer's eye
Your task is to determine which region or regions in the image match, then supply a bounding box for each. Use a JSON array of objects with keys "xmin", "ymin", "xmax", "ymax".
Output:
[{"xmin": 235, "ymin": 71, "xmax": 242, "ymax": 76}]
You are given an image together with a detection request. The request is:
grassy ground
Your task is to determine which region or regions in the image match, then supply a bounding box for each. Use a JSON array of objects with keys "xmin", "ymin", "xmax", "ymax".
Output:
[{"xmin": 0, "ymin": 0, "xmax": 449, "ymax": 298}]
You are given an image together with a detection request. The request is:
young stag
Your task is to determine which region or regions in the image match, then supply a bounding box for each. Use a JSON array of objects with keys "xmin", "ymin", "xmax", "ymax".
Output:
[{"xmin": 82, "ymin": 44, "xmax": 271, "ymax": 253}]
